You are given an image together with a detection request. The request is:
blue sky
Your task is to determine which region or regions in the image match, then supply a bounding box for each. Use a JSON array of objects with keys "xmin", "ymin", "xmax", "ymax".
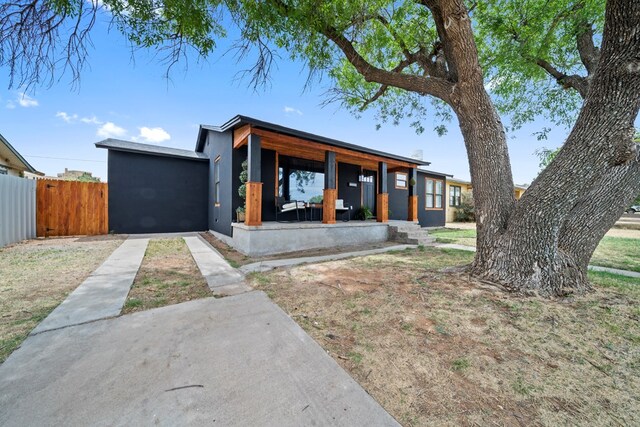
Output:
[{"xmin": 0, "ymin": 12, "xmax": 572, "ymax": 184}]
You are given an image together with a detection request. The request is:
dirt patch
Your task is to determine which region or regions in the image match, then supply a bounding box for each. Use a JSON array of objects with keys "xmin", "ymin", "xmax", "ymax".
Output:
[
  {"xmin": 199, "ymin": 231, "xmax": 399, "ymax": 267},
  {"xmin": 122, "ymin": 238, "xmax": 210, "ymax": 314},
  {"xmin": 0, "ymin": 235, "xmax": 125, "ymax": 363},
  {"xmin": 249, "ymin": 248, "xmax": 640, "ymax": 426}
]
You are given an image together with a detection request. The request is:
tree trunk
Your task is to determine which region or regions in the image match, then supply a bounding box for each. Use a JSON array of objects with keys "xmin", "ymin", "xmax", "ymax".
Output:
[{"xmin": 468, "ymin": 0, "xmax": 640, "ymax": 297}]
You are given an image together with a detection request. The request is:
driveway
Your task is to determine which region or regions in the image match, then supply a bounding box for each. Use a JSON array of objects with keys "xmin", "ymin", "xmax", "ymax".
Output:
[{"xmin": 0, "ymin": 291, "xmax": 398, "ymax": 426}]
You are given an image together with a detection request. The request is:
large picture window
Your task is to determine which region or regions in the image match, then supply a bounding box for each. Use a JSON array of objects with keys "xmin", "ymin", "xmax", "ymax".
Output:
[
  {"xmin": 425, "ymin": 178, "xmax": 444, "ymax": 209},
  {"xmin": 214, "ymin": 156, "xmax": 220, "ymax": 205},
  {"xmin": 449, "ymin": 185, "xmax": 461, "ymax": 207}
]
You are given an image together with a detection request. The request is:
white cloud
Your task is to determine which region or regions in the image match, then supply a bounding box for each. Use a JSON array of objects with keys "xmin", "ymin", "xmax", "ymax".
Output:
[
  {"xmin": 17, "ymin": 92, "xmax": 39, "ymax": 107},
  {"xmin": 137, "ymin": 126, "xmax": 170, "ymax": 143},
  {"xmin": 284, "ymin": 106, "xmax": 303, "ymax": 116},
  {"xmin": 56, "ymin": 111, "xmax": 79, "ymax": 123},
  {"xmin": 97, "ymin": 122, "xmax": 127, "ymax": 138},
  {"xmin": 6, "ymin": 101, "xmax": 15, "ymax": 109},
  {"xmin": 80, "ymin": 115, "xmax": 102, "ymax": 125}
]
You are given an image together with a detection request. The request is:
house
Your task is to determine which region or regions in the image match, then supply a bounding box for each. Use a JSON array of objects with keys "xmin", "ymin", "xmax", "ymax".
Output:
[
  {"xmin": 0, "ymin": 133, "xmax": 41, "ymax": 177},
  {"xmin": 446, "ymin": 177, "xmax": 528, "ymax": 223},
  {"xmin": 96, "ymin": 115, "xmax": 451, "ymax": 255},
  {"xmin": 57, "ymin": 168, "xmax": 101, "ymax": 182}
]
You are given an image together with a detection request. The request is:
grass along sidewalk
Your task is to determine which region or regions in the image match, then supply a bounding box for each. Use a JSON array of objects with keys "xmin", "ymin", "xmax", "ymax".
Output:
[
  {"xmin": 249, "ymin": 247, "xmax": 640, "ymax": 426},
  {"xmin": 122, "ymin": 238, "xmax": 211, "ymax": 314},
  {"xmin": 430, "ymin": 228, "xmax": 640, "ymax": 273},
  {"xmin": 0, "ymin": 236, "xmax": 124, "ymax": 363}
]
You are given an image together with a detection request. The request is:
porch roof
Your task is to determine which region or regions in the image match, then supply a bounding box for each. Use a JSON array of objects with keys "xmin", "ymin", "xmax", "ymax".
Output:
[{"xmin": 196, "ymin": 115, "xmax": 430, "ymax": 168}]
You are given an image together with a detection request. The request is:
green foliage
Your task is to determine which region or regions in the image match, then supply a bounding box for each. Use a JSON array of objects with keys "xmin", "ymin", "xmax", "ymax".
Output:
[
  {"xmin": 308, "ymin": 195, "xmax": 323, "ymax": 203},
  {"xmin": 238, "ymin": 159, "xmax": 248, "ymax": 212},
  {"xmin": 534, "ymin": 147, "xmax": 560, "ymax": 171},
  {"xmin": 355, "ymin": 206, "xmax": 373, "ymax": 220},
  {"xmin": 453, "ymin": 194, "xmax": 475, "ymax": 222}
]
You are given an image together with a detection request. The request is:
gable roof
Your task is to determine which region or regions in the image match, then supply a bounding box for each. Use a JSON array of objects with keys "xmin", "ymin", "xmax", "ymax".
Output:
[
  {"xmin": 95, "ymin": 138, "xmax": 208, "ymax": 161},
  {"xmin": 0, "ymin": 133, "xmax": 40, "ymax": 174},
  {"xmin": 196, "ymin": 115, "xmax": 430, "ymax": 166}
]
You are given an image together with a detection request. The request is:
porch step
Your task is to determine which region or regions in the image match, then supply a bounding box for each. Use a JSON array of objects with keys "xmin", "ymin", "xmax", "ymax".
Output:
[{"xmin": 388, "ymin": 223, "xmax": 435, "ymax": 245}]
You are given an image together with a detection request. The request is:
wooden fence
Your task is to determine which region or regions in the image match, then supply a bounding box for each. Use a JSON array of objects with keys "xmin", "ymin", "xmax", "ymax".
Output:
[{"xmin": 36, "ymin": 179, "xmax": 108, "ymax": 237}]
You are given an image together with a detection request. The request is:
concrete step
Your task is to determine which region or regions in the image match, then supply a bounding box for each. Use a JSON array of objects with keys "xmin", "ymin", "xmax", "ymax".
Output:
[{"xmin": 388, "ymin": 225, "xmax": 436, "ymax": 245}]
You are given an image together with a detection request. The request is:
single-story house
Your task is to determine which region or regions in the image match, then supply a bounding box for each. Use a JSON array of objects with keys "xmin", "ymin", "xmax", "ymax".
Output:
[
  {"xmin": 0, "ymin": 133, "xmax": 41, "ymax": 177},
  {"xmin": 96, "ymin": 115, "xmax": 451, "ymax": 255},
  {"xmin": 446, "ymin": 177, "xmax": 528, "ymax": 222}
]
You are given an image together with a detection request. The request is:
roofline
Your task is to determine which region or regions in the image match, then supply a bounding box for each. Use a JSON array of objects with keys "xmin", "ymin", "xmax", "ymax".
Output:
[
  {"xmin": 0, "ymin": 132, "xmax": 39, "ymax": 174},
  {"xmin": 95, "ymin": 138, "xmax": 208, "ymax": 161},
  {"xmin": 417, "ymin": 168, "xmax": 453, "ymax": 178},
  {"xmin": 197, "ymin": 115, "xmax": 431, "ymax": 166}
]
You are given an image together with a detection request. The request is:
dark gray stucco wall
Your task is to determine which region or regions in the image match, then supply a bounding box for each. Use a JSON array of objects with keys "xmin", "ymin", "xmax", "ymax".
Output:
[
  {"xmin": 387, "ymin": 171, "xmax": 409, "ymax": 220},
  {"xmin": 338, "ymin": 162, "xmax": 361, "ymax": 220},
  {"xmin": 107, "ymin": 150, "xmax": 208, "ymax": 233},
  {"xmin": 203, "ymin": 130, "xmax": 234, "ymax": 236},
  {"xmin": 417, "ymin": 171, "xmax": 446, "ymax": 227},
  {"xmin": 260, "ymin": 149, "xmax": 277, "ymax": 222}
]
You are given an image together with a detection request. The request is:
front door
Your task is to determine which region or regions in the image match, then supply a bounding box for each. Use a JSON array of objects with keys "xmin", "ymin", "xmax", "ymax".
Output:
[{"xmin": 362, "ymin": 170, "xmax": 376, "ymax": 215}]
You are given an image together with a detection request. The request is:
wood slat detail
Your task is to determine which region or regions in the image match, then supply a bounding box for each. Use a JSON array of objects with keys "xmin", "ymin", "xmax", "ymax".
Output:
[
  {"xmin": 233, "ymin": 124, "xmax": 252, "ymax": 149},
  {"xmin": 377, "ymin": 193, "xmax": 389, "ymax": 223},
  {"xmin": 245, "ymin": 182, "xmax": 263, "ymax": 226},
  {"xmin": 322, "ymin": 189, "xmax": 337, "ymax": 224},
  {"xmin": 36, "ymin": 179, "xmax": 108, "ymax": 237},
  {"xmin": 251, "ymin": 128, "xmax": 417, "ymax": 169},
  {"xmin": 408, "ymin": 195, "xmax": 419, "ymax": 222}
]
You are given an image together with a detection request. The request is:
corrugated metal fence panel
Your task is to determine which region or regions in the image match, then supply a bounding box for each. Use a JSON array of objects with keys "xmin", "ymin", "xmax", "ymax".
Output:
[{"xmin": 0, "ymin": 174, "xmax": 36, "ymax": 247}]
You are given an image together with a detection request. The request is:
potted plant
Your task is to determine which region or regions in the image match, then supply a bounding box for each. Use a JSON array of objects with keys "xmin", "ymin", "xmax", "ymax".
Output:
[
  {"xmin": 237, "ymin": 160, "xmax": 248, "ymax": 222},
  {"xmin": 354, "ymin": 206, "xmax": 373, "ymax": 221}
]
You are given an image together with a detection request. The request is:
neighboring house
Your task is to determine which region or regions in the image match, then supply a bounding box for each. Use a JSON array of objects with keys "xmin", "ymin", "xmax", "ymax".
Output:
[
  {"xmin": 57, "ymin": 168, "xmax": 101, "ymax": 182},
  {"xmin": 446, "ymin": 177, "xmax": 528, "ymax": 222},
  {"xmin": 96, "ymin": 115, "xmax": 452, "ymax": 254},
  {"xmin": 0, "ymin": 133, "xmax": 41, "ymax": 177}
]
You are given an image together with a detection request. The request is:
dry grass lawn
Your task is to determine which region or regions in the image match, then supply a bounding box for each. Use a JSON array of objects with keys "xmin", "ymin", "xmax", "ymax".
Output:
[
  {"xmin": 122, "ymin": 238, "xmax": 210, "ymax": 313},
  {"xmin": 249, "ymin": 247, "xmax": 640, "ymax": 426},
  {"xmin": 0, "ymin": 236, "xmax": 124, "ymax": 363}
]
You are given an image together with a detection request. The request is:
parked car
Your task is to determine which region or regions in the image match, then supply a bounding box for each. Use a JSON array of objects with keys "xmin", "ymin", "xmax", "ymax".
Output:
[{"xmin": 626, "ymin": 205, "xmax": 640, "ymax": 214}]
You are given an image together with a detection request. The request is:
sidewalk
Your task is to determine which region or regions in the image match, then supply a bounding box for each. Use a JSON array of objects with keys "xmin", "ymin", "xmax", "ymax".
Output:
[{"xmin": 31, "ymin": 238, "xmax": 149, "ymax": 334}]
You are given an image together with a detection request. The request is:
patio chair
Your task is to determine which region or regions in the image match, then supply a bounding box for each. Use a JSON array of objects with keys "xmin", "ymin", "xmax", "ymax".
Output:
[
  {"xmin": 276, "ymin": 197, "xmax": 307, "ymax": 222},
  {"xmin": 335, "ymin": 199, "xmax": 351, "ymax": 222}
]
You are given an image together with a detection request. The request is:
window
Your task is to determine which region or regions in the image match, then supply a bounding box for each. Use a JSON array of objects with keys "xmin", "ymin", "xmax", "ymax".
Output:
[
  {"xmin": 395, "ymin": 172, "xmax": 408, "ymax": 189},
  {"xmin": 425, "ymin": 178, "xmax": 444, "ymax": 209},
  {"xmin": 0, "ymin": 165, "xmax": 7, "ymax": 175},
  {"xmin": 214, "ymin": 156, "xmax": 220, "ymax": 205},
  {"xmin": 449, "ymin": 185, "xmax": 461, "ymax": 207}
]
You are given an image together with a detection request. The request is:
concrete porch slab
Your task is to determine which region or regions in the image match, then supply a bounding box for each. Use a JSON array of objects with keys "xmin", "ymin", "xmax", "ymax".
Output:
[{"xmin": 0, "ymin": 292, "xmax": 398, "ymax": 426}]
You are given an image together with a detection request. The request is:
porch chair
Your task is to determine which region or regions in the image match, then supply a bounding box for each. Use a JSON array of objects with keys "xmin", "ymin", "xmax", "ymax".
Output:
[
  {"xmin": 335, "ymin": 199, "xmax": 352, "ymax": 222},
  {"xmin": 276, "ymin": 197, "xmax": 307, "ymax": 222}
]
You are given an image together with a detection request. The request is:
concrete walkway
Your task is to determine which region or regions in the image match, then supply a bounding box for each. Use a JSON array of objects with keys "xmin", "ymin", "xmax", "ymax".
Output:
[
  {"xmin": 0, "ymin": 292, "xmax": 398, "ymax": 426},
  {"xmin": 435, "ymin": 243, "xmax": 640, "ymax": 279},
  {"xmin": 183, "ymin": 235, "xmax": 251, "ymax": 296},
  {"xmin": 240, "ymin": 244, "xmax": 417, "ymax": 274},
  {"xmin": 31, "ymin": 238, "xmax": 149, "ymax": 334}
]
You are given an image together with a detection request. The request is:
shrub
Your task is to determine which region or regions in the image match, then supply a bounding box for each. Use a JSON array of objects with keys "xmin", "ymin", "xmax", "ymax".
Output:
[{"xmin": 454, "ymin": 193, "xmax": 475, "ymax": 222}]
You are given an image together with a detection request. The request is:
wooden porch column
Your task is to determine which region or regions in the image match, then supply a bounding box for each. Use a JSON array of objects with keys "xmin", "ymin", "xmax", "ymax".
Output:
[
  {"xmin": 408, "ymin": 167, "xmax": 418, "ymax": 222},
  {"xmin": 323, "ymin": 151, "xmax": 337, "ymax": 224},
  {"xmin": 245, "ymin": 134, "xmax": 262, "ymax": 226},
  {"xmin": 377, "ymin": 161, "xmax": 388, "ymax": 223}
]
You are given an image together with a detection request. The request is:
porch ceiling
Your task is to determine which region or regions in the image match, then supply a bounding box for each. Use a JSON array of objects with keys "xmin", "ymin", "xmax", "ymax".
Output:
[{"xmin": 233, "ymin": 125, "xmax": 419, "ymax": 170}]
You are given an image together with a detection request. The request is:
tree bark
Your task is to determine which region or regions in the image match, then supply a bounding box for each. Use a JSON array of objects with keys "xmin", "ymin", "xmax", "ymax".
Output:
[{"xmin": 474, "ymin": 0, "xmax": 640, "ymax": 296}]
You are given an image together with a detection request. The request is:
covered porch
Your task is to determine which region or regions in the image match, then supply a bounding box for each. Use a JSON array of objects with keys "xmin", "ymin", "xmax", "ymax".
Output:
[{"xmin": 233, "ymin": 124, "xmax": 423, "ymax": 227}]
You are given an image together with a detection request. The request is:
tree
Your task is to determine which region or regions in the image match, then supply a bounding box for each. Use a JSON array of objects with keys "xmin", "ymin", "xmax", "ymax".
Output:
[{"xmin": 2, "ymin": 0, "xmax": 638, "ymax": 297}]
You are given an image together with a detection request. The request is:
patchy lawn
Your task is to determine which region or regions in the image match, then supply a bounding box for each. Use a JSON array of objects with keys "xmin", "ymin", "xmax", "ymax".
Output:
[
  {"xmin": 0, "ymin": 236, "xmax": 125, "ymax": 363},
  {"xmin": 123, "ymin": 238, "xmax": 210, "ymax": 314},
  {"xmin": 249, "ymin": 247, "xmax": 640, "ymax": 426},
  {"xmin": 431, "ymin": 228, "xmax": 640, "ymax": 272}
]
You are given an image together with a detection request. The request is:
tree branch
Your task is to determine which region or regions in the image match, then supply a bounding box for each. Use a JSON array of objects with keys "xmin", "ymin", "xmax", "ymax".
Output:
[
  {"xmin": 535, "ymin": 58, "xmax": 589, "ymax": 98},
  {"xmin": 323, "ymin": 27, "xmax": 454, "ymax": 103},
  {"xmin": 576, "ymin": 22, "xmax": 601, "ymax": 75}
]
